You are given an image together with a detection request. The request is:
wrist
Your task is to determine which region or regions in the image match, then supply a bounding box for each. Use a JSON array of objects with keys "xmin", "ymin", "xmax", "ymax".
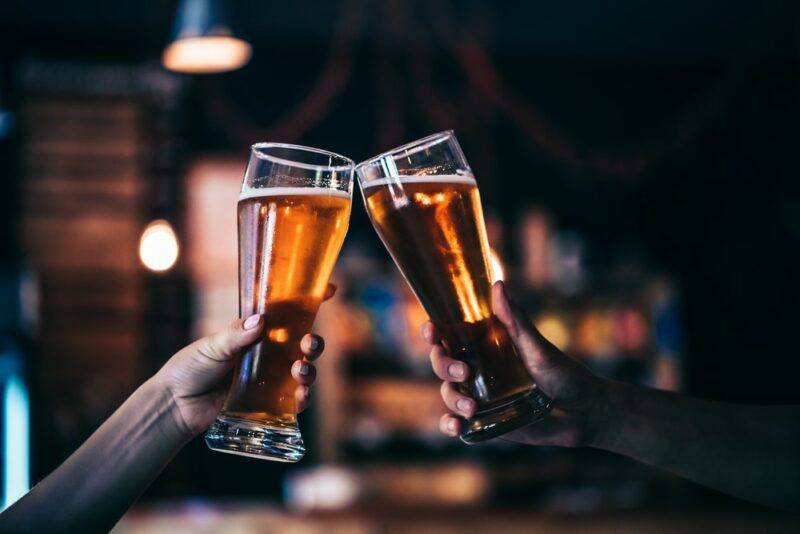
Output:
[
  {"xmin": 140, "ymin": 376, "xmax": 195, "ymax": 446},
  {"xmin": 584, "ymin": 377, "xmax": 625, "ymax": 450}
]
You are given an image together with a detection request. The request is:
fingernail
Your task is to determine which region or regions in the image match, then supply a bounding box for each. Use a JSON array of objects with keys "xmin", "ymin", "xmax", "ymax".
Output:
[
  {"xmin": 448, "ymin": 363, "xmax": 466, "ymax": 378},
  {"xmin": 423, "ymin": 323, "xmax": 433, "ymax": 340},
  {"xmin": 499, "ymin": 280, "xmax": 510, "ymax": 300},
  {"xmin": 298, "ymin": 362, "xmax": 310, "ymax": 376},
  {"xmin": 447, "ymin": 419, "xmax": 457, "ymax": 432},
  {"xmin": 243, "ymin": 314, "xmax": 261, "ymax": 330},
  {"xmin": 308, "ymin": 337, "xmax": 320, "ymax": 351},
  {"xmin": 457, "ymin": 399, "xmax": 473, "ymax": 413}
]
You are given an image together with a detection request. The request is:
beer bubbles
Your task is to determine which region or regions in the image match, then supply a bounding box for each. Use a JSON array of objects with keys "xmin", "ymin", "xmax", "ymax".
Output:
[{"xmin": 139, "ymin": 219, "xmax": 180, "ymax": 272}]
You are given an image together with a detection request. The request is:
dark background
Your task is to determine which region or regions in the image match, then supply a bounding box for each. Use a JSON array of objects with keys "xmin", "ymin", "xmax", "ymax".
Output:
[{"xmin": 2, "ymin": 0, "xmax": 800, "ymax": 515}]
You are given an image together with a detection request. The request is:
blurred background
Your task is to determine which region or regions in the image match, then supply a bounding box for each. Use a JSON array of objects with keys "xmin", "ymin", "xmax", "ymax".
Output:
[{"xmin": 2, "ymin": 0, "xmax": 800, "ymax": 531}]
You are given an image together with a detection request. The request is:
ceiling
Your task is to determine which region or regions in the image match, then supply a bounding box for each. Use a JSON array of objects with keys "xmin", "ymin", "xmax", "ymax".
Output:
[{"xmin": 2, "ymin": 1, "xmax": 797, "ymax": 63}]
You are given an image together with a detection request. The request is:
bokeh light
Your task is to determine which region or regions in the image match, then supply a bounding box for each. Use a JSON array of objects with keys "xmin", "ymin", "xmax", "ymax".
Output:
[
  {"xmin": 139, "ymin": 219, "xmax": 180, "ymax": 272},
  {"xmin": 162, "ymin": 36, "xmax": 252, "ymax": 74}
]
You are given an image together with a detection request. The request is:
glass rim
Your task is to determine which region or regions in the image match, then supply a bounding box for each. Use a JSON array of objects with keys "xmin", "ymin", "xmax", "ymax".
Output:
[
  {"xmin": 251, "ymin": 142, "xmax": 355, "ymax": 173},
  {"xmin": 355, "ymin": 130, "xmax": 455, "ymax": 171}
]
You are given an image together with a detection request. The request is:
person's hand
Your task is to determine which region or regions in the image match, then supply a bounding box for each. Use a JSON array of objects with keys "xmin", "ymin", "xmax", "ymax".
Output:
[
  {"xmin": 425, "ymin": 280, "xmax": 606, "ymax": 447},
  {"xmin": 154, "ymin": 284, "xmax": 336, "ymax": 439}
]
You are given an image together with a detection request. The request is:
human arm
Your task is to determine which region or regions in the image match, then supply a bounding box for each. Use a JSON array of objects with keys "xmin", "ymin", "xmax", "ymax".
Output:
[
  {"xmin": 428, "ymin": 281, "xmax": 800, "ymax": 512},
  {"xmin": 0, "ymin": 285, "xmax": 334, "ymax": 533}
]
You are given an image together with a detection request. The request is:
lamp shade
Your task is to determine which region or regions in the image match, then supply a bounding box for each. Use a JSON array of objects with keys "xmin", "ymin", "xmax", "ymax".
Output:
[{"xmin": 163, "ymin": 0, "xmax": 252, "ymax": 74}]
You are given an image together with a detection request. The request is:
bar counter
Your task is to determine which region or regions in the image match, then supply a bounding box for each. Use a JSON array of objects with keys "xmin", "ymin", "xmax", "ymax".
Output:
[{"xmin": 115, "ymin": 503, "xmax": 800, "ymax": 533}]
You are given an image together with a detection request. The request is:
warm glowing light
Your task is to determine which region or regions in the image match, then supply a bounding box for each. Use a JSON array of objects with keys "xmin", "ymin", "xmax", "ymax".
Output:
[
  {"xmin": 286, "ymin": 467, "xmax": 360, "ymax": 511},
  {"xmin": 436, "ymin": 204, "xmax": 483, "ymax": 323},
  {"xmin": 535, "ymin": 314, "xmax": 571, "ymax": 351},
  {"xmin": 413, "ymin": 192, "xmax": 433, "ymax": 206},
  {"xmin": 162, "ymin": 36, "xmax": 252, "ymax": 74},
  {"xmin": 614, "ymin": 308, "xmax": 649, "ymax": 351},
  {"xmin": 576, "ymin": 310, "xmax": 616, "ymax": 358},
  {"xmin": 268, "ymin": 328, "xmax": 289, "ymax": 343},
  {"xmin": 139, "ymin": 219, "xmax": 180, "ymax": 272},
  {"xmin": 489, "ymin": 248, "xmax": 505, "ymax": 282}
]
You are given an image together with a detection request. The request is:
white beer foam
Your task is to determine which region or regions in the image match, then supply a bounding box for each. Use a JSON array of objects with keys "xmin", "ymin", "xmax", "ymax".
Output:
[
  {"xmin": 239, "ymin": 186, "xmax": 351, "ymax": 202},
  {"xmin": 360, "ymin": 174, "xmax": 477, "ymax": 189}
]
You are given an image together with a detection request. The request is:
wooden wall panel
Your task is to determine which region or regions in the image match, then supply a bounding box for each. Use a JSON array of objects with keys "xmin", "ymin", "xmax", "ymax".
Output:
[
  {"xmin": 22, "ymin": 97, "xmax": 146, "ymax": 451},
  {"xmin": 25, "ymin": 217, "xmax": 140, "ymax": 271}
]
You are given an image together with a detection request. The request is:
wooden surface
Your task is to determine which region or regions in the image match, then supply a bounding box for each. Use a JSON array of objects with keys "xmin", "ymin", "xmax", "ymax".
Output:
[
  {"xmin": 114, "ymin": 503, "xmax": 800, "ymax": 534},
  {"xmin": 21, "ymin": 97, "xmax": 146, "ymax": 454}
]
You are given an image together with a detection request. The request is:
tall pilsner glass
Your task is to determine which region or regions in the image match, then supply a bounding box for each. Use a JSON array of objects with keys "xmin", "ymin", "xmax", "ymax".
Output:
[
  {"xmin": 356, "ymin": 131, "xmax": 551, "ymax": 442},
  {"xmin": 205, "ymin": 143, "xmax": 353, "ymax": 462}
]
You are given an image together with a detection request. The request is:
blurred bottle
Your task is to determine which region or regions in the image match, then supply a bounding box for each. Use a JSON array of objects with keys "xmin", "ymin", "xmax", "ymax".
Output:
[
  {"xmin": 518, "ymin": 208, "xmax": 586, "ymax": 296},
  {"xmin": 649, "ymin": 278, "xmax": 684, "ymax": 392},
  {"xmin": 519, "ymin": 208, "xmax": 553, "ymax": 291},
  {"xmin": 550, "ymin": 231, "xmax": 586, "ymax": 296}
]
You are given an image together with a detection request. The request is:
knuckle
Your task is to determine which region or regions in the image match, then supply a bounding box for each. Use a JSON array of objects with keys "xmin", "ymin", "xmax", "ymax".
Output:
[
  {"xmin": 196, "ymin": 336, "xmax": 219, "ymax": 359},
  {"xmin": 439, "ymin": 381, "xmax": 451, "ymax": 398},
  {"xmin": 432, "ymin": 360, "xmax": 445, "ymax": 379},
  {"xmin": 229, "ymin": 317, "xmax": 244, "ymax": 333}
]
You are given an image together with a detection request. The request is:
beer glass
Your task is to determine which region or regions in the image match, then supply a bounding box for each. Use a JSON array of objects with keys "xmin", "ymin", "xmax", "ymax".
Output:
[
  {"xmin": 356, "ymin": 131, "xmax": 551, "ymax": 442},
  {"xmin": 205, "ymin": 143, "xmax": 353, "ymax": 462}
]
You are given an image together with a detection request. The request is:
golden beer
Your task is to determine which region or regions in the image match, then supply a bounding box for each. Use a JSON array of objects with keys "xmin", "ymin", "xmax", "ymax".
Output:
[
  {"xmin": 220, "ymin": 188, "xmax": 351, "ymax": 426},
  {"xmin": 358, "ymin": 131, "xmax": 550, "ymax": 442},
  {"xmin": 363, "ymin": 176, "xmax": 534, "ymax": 406},
  {"xmin": 206, "ymin": 142, "xmax": 353, "ymax": 462}
]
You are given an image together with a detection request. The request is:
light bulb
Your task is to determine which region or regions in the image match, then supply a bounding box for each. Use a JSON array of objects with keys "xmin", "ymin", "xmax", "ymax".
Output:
[{"xmin": 139, "ymin": 219, "xmax": 180, "ymax": 272}]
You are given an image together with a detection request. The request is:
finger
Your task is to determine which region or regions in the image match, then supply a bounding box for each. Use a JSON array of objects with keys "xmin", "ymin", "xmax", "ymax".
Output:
[
  {"xmin": 191, "ymin": 314, "xmax": 264, "ymax": 363},
  {"xmin": 440, "ymin": 382, "xmax": 476, "ymax": 418},
  {"xmin": 421, "ymin": 321, "xmax": 441, "ymax": 345},
  {"xmin": 300, "ymin": 333, "xmax": 325, "ymax": 360},
  {"xmin": 429, "ymin": 345, "xmax": 469, "ymax": 382},
  {"xmin": 294, "ymin": 385, "xmax": 310, "ymax": 413},
  {"xmin": 291, "ymin": 359, "xmax": 317, "ymax": 385},
  {"xmin": 491, "ymin": 281, "xmax": 558, "ymax": 371},
  {"xmin": 439, "ymin": 414, "xmax": 462, "ymax": 437},
  {"xmin": 323, "ymin": 283, "xmax": 337, "ymax": 301}
]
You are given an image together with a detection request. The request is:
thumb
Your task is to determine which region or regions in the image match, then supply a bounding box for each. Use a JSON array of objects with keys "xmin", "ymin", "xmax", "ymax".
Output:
[
  {"xmin": 491, "ymin": 281, "xmax": 559, "ymax": 373},
  {"xmin": 158, "ymin": 314, "xmax": 265, "ymax": 400},
  {"xmin": 190, "ymin": 314, "xmax": 264, "ymax": 364}
]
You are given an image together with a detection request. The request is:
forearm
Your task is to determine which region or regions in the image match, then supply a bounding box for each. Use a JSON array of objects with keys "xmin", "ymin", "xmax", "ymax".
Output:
[
  {"xmin": 1, "ymin": 378, "xmax": 189, "ymax": 532},
  {"xmin": 592, "ymin": 379, "xmax": 800, "ymax": 512}
]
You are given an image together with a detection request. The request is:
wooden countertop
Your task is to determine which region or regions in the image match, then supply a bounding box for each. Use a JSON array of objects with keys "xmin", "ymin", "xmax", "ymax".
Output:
[{"xmin": 115, "ymin": 502, "xmax": 800, "ymax": 533}]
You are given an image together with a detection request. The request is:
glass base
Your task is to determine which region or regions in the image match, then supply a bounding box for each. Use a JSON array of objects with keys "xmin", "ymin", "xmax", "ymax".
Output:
[
  {"xmin": 204, "ymin": 416, "xmax": 305, "ymax": 463},
  {"xmin": 460, "ymin": 387, "xmax": 553, "ymax": 444}
]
